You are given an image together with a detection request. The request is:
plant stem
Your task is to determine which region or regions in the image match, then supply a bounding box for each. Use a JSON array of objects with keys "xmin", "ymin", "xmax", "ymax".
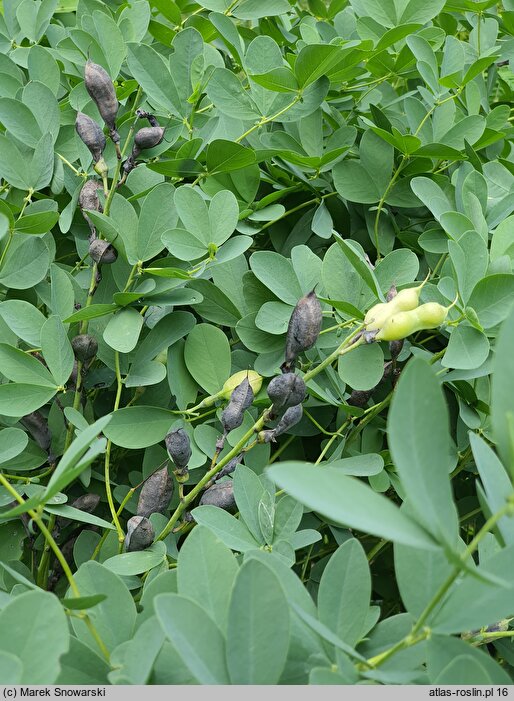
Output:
[
  {"xmin": 235, "ymin": 94, "xmax": 302, "ymax": 143},
  {"xmin": 303, "ymin": 329, "xmax": 365, "ymax": 383},
  {"xmin": 104, "ymin": 351, "xmax": 125, "ymax": 545}
]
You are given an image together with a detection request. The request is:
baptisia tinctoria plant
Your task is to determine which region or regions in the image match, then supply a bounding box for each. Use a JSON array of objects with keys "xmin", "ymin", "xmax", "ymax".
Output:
[{"xmin": 2, "ymin": 0, "xmax": 514, "ymax": 687}]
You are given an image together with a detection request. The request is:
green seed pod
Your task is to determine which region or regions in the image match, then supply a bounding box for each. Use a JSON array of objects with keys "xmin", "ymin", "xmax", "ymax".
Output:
[
  {"xmin": 75, "ymin": 112, "xmax": 105, "ymax": 162},
  {"xmin": 165, "ymin": 428, "xmax": 191, "ymax": 469},
  {"xmin": 84, "ymin": 60, "xmax": 119, "ymax": 145},
  {"xmin": 284, "ymin": 290, "xmax": 322, "ymax": 367},
  {"xmin": 89, "ymin": 239, "xmax": 117, "ymax": 265},
  {"xmin": 267, "ymin": 373, "xmax": 306, "ymax": 412},
  {"xmin": 134, "ymin": 126, "xmax": 165, "ymax": 152},
  {"xmin": 274, "ymin": 404, "xmax": 303, "ymax": 437},
  {"xmin": 415, "ymin": 302, "xmax": 448, "ymax": 327},
  {"xmin": 375, "ymin": 310, "xmax": 418, "ymax": 342},
  {"xmin": 125, "ymin": 515, "xmax": 155, "ymax": 551},
  {"xmin": 137, "ymin": 466, "xmax": 174, "ymax": 518},
  {"xmin": 71, "ymin": 334, "xmax": 98, "ymax": 362},
  {"xmin": 200, "ymin": 481, "xmax": 235, "ymax": 511}
]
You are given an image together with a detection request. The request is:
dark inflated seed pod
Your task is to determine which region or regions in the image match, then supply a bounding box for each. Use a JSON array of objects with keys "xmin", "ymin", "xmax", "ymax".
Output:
[
  {"xmin": 165, "ymin": 428, "xmax": 191, "ymax": 469},
  {"xmin": 386, "ymin": 284, "xmax": 397, "ymax": 302},
  {"xmin": 347, "ymin": 389, "xmax": 373, "ymax": 408},
  {"xmin": 84, "ymin": 60, "xmax": 120, "ymax": 153},
  {"xmin": 57, "ymin": 493, "xmax": 100, "ymax": 529},
  {"xmin": 20, "ymin": 411, "xmax": 51, "ymax": 452},
  {"xmin": 134, "ymin": 126, "xmax": 165, "ymax": 153},
  {"xmin": 389, "ymin": 338, "xmax": 404, "ymax": 361},
  {"xmin": 221, "ymin": 403, "xmax": 244, "ymax": 433},
  {"xmin": 267, "ymin": 373, "xmax": 306, "ymax": 412},
  {"xmin": 214, "ymin": 455, "xmax": 241, "ymax": 482},
  {"xmin": 75, "ymin": 112, "xmax": 106, "ymax": 163},
  {"xmin": 137, "ymin": 466, "xmax": 174, "ymax": 518},
  {"xmin": 221, "ymin": 377, "xmax": 254, "ymax": 433},
  {"xmin": 71, "ymin": 334, "xmax": 98, "ymax": 362},
  {"xmin": 89, "ymin": 239, "xmax": 117, "ymax": 265},
  {"xmin": 79, "ymin": 180, "xmax": 102, "ymax": 238},
  {"xmin": 125, "ymin": 515, "xmax": 155, "ymax": 551},
  {"xmin": 283, "ymin": 290, "xmax": 322, "ymax": 369},
  {"xmin": 274, "ymin": 404, "xmax": 303, "ymax": 437},
  {"xmin": 200, "ymin": 481, "xmax": 236, "ymax": 511}
]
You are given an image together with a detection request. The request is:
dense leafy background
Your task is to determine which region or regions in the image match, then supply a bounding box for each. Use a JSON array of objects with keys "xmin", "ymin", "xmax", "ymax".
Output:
[{"xmin": 1, "ymin": 0, "xmax": 514, "ymax": 686}]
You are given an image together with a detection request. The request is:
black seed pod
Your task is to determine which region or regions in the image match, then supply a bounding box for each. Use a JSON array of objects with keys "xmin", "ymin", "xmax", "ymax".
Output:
[
  {"xmin": 137, "ymin": 466, "xmax": 174, "ymax": 518},
  {"xmin": 273, "ymin": 404, "xmax": 303, "ymax": 437},
  {"xmin": 84, "ymin": 61, "xmax": 119, "ymax": 146},
  {"xmin": 75, "ymin": 112, "xmax": 106, "ymax": 164},
  {"xmin": 134, "ymin": 126, "xmax": 165, "ymax": 152},
  {"xmin": 389, "ymin": 339, "xmax": 404, "ymax": 361},
  {"xmin": 89, "ymin": 239, "xmax": 117, "ymax": 265},
  {"xmin": 200, "ymin": 481, "xmax": 236, "ymax": 511},
  {"xmin": 124, "ymin": 515, "xmax": 155, "ymax": 551},
  {"xmin": 284, "ymin": 290, "xmax": 323, "ymax": 368},
  {"xmin": 57, "ymin": 493, "xmax": 100, "ymax": 529},
  {"xmin": 20, "ymin": 411, "xmax": 51, "ymax": 452},
  {"xmin": 267, "ymin": 373, "xmax": 306, "ymax": 412},
  {"xmin": 136, "ymin": 109, "xmax": 160, "ymax": 127},
  {"xmin": 221, "ymin": 378, "xmax": 254, "ymax": 433},
  {"xmin": 214, "ymin": 455, "xmax": 241, "ymax": 482},
  {"xmin": 71, "ymin": 334, "xmax": 98, "ymax": 362},
  {"xmin": 165, "ymin": 428, "xmax": 191, "ymax": 469},
  {"xmin": 347, "ymin": 389, "xmax": 373, "ymax": 408},
  {"xmin": 79, "ymin": 179, "xmax": 102, "ymax": 238}
]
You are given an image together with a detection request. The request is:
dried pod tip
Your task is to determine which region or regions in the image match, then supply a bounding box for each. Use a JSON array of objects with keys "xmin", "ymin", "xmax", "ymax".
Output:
[
  {"xmin": 386, "ymin": 284, "xmax": 397, "ymax": 302},
  {"xmin": 71, "ymin": 334, "xmax": 98, "ymax": 362},
  {"xmin": 165, "ymin": 428, "xmax": 191, "ymax": 469},
  {"xmin": 200, "ymin": 481, "xmax": 236, "ymax": 511},
  {"xmin": 267, "ymin": 372, "xmax": 306, "ymax": 411},
  {"xmin": 124, "ymin": 516, "xmax": 155, "ymax": 552},
  {"xmin": 89, "ymin": 239, "xmax": 117, "ymax": 265},
  {"xmin": 284, "ymin": 289, "xmax": 323, "ymax": 365},
  {"xmin": 134, "ymin": 126, "xmax": 165, "ymax": 151},
  {"xmin": 137, "ymin": 466, "xmax": 174, "ymax": 518},
  {"xmin": 75, "ymin": 112, "xmax": 105, "ymax": 162}
]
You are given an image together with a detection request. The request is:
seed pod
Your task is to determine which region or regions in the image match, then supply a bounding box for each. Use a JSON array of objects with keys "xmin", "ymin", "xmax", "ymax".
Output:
[
  {"xmin": 137, "ymin": 466, "xmax": 174, "ymax": 518},
  {"xmin": 20, "ymin": 411, "xmax": 51, "ymax": 452},
  {"xmin": 213, "ymin": 455, "xmax": 241, "ymax": 482},
  {"xmin": 84, "ymin": 60, "xmax": 119, "ymax": 151},
  {"xmin": 57, "ymin": 493, "xmax": 100, "ymax": 529},
  {"xmin": 284, "ymin": 290, "xmax": 323, "ymax": 367},
  {"xmin": 79, "ymin": 179, "xmax": 103, "ymax": 238},
  {"xmin": 389, "ymin": 339, "xmax": 404, "ymax": 361},
  {"xmin": 134, "ymin": 126, "xmax": 165, "ymax": 152},
  {"xmin": 375, "ymin": 302, "xmax": 450, "ymax": 342},
  {"xmin": 347, "ymin": 389, "xmax": 373, "ymax": 408},
  {"xmin": 257, "ymin": 429, "xmax": 276, "ymax": 444},
  {"xmin": 274, "ymin": 404, "xmax": 303, "ymax": 437},
  {"xmin": 221, "ymin": 377, "xmax": 254, "ymax": 433},
  {"xmin": 415, "ymin": 302, "xmax": 448, "ymax": 327},
  {"xmin": 267, "ymin": 373, "xmax": 306, "ymax": 412},
  {"xmin": 200, "ymin": 481, "xmax": 236, "ymax": 511},
  {"xmin": 125, "ymin": 515, "xmax": 155, "ymax": 551},
  {"xmin": 136, "ymin": 109, "xmax": 160, "ymax": 127},
  {"xmin": 222, "ymin": 370, "xmax": 262, "ymax": 399},
  {"xmin": 75, "ymin": 112, "xmax": 106, "ymax": 162},
  {"xmin": 89, "ymin": 239, "xmax": 117, "ymax": 265},
  {"xmin": 71, "ymin": 334, "xmax": 98, "ymax": 362},
  {"xmin": 165, "ymin": 428, "xmax": 191, "ymax": 469}
]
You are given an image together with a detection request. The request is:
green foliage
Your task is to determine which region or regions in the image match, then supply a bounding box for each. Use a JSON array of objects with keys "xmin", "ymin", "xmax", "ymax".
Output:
[{"xmin": 1, "ymin": 0, "xmax": 514, "ymax": 687}]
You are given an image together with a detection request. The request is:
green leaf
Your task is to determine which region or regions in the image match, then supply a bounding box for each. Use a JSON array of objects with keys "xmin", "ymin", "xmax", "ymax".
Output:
[
  {"xmin": 0, "ymin": 383, "xmax": 56, "ymax": 416},
  {"xmin": 427, "ymin": 635, "xmax": 512, "ymax": 685},
  {"xmin": 191, "ymin": 505, "xmax": 262, "ymax": 552},
  {"xmin": 267, "ymin": 462, "xmax": 438, "ymax": 550},
  {"xmin": 41, "ymin": 316, "xmax": 74, "ymax": 386},
  {"xmin": 0, "ymin": 236, "xmax": 50, "ymax": 289},
  {"xmin": 350, "ymin": 0, "xmax": 445, "ymax": 27},
  {"xmin": 177, "ymin": 525, "xmax": 239, "ymax": 631},
  {"xmin": 394, "ymin": 542, "xmax": 453, "ymax": 618},
  {"xmin": 64, "ymin": 304, "xmax": 118, "ymax": 324},
  {"xmin": 0, "ymin": 651, "xmax": 22, "ymax": 684},
  {"xmin": 56, "ymin": 637, "xmax": 110, "ymax": 685},
  {"xmin": 127, "ymin": 43, "xmax": 181, "ymax": 116},
  {"xmin": 338, "ymin": 343, "xmax": 384, "ymax": 391},
  {"xmin": 207, "ymin": 140, "xmax": 256, "ymax": 174},
  {"xmin": 184, "ymin": 323, "xmax": 231, "ymax": 394},
  {"xmin": 0, "ymin": 427, "xmax": 28, "ymax": 462},
  {"xmin": 250, "ymin": 251, "xmax": 303, "ymax": 305},
  {"xmin": 103, "ymin": 406, "xmax": 173, "ymax": 449},
  {"xmin": 0, "ymin": 590, "xmax": 69, "ymax": 684},
  {"xmin": 226, "ymin": 558, "xmax": 290, "ymax": 684},
  {"xmin": 491, "ymin": 307, "xmax": 514, "ymax": 474},
  {"xmin": 441, "ymin": 325, "xmax": 489, "ymax": 370},
  {"xmin": 61, "ymin": 595, "xmax": 107, "ymax": 610},
  {"xmin": 44, "ymin": 504, "xmax": 115, "ymax": 530},
  {"xmin": 103, "ymin": 307, "xmax": 144, "ymax": 353},
  {"xmin": 318, "ymin": 539, "xmax": 371, "ymax": 646},
  {"xmin": 14, "ymin": 210, "xmax": 59, "ymax": 235},
  {"xmin": 467, "ymin": 274, "xmax": 514, "ymax": 329},
  {"xmin": 0, "ymin": 343, "xmax": 56, "ymax": 387},
  {"xmin": 71, "ymin": 561, "xmax": 137, "ymax": 652},
  {"xmin": 232, "ymin": 0, "xmax": 290, "ymax": 19},
  {"xmin": 136, "ymin": 182, "xmax": 178, "ymax": 262},
  {"xmin": 155, "ymin": 593, "xmax": 230, "ymax": 684},
  {"xmin": 43, "ymin": 415, "xmax": 111, "ymax": 501},
  {"xmin": 104, "ymin": 542, "xmax": 167, "ymax": 575},
  {"xmin": 0, "ymin": 300, "xmax": 46, "ymax": 346},
  {"xmin": 206, "ymin": 67, "xmax": 260, "ymax": 120},
  {"xmin": 388, "ymin": 357, "xmax": 458, "ymax": 546}
]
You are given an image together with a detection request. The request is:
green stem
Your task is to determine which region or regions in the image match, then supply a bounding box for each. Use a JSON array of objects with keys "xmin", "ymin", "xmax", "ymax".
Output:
[
  {"xmin": 303, "ymin": 329, "xmax": 365, "ymax": 383},
  {"xmin": 104, "ymin": 351, "xmax": 125, "ymax": 544},
  {"xmin": 235, "ymin": 95, "xmax": 302, "ymax": 144}
]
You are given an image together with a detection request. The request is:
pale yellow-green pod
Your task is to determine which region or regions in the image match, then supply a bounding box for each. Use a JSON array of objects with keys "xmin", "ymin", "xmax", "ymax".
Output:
[
  {"xmin": 375, "ymin": 311, "xmax": 420, "ymax": 341},
  {"xmin": 221, "ymin": 370, "xmax": 262, "ymax": 399},
  {"xmin": 364, "ymin": 273, "xmax": 430, "ymax": 331},
  {"xmin": 415, "ymin": 302, "xmax": 448, "ymax": 327},
  {"xmin": 364, "ymin": 302, "xmax": 393, "ymax": 331}
]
